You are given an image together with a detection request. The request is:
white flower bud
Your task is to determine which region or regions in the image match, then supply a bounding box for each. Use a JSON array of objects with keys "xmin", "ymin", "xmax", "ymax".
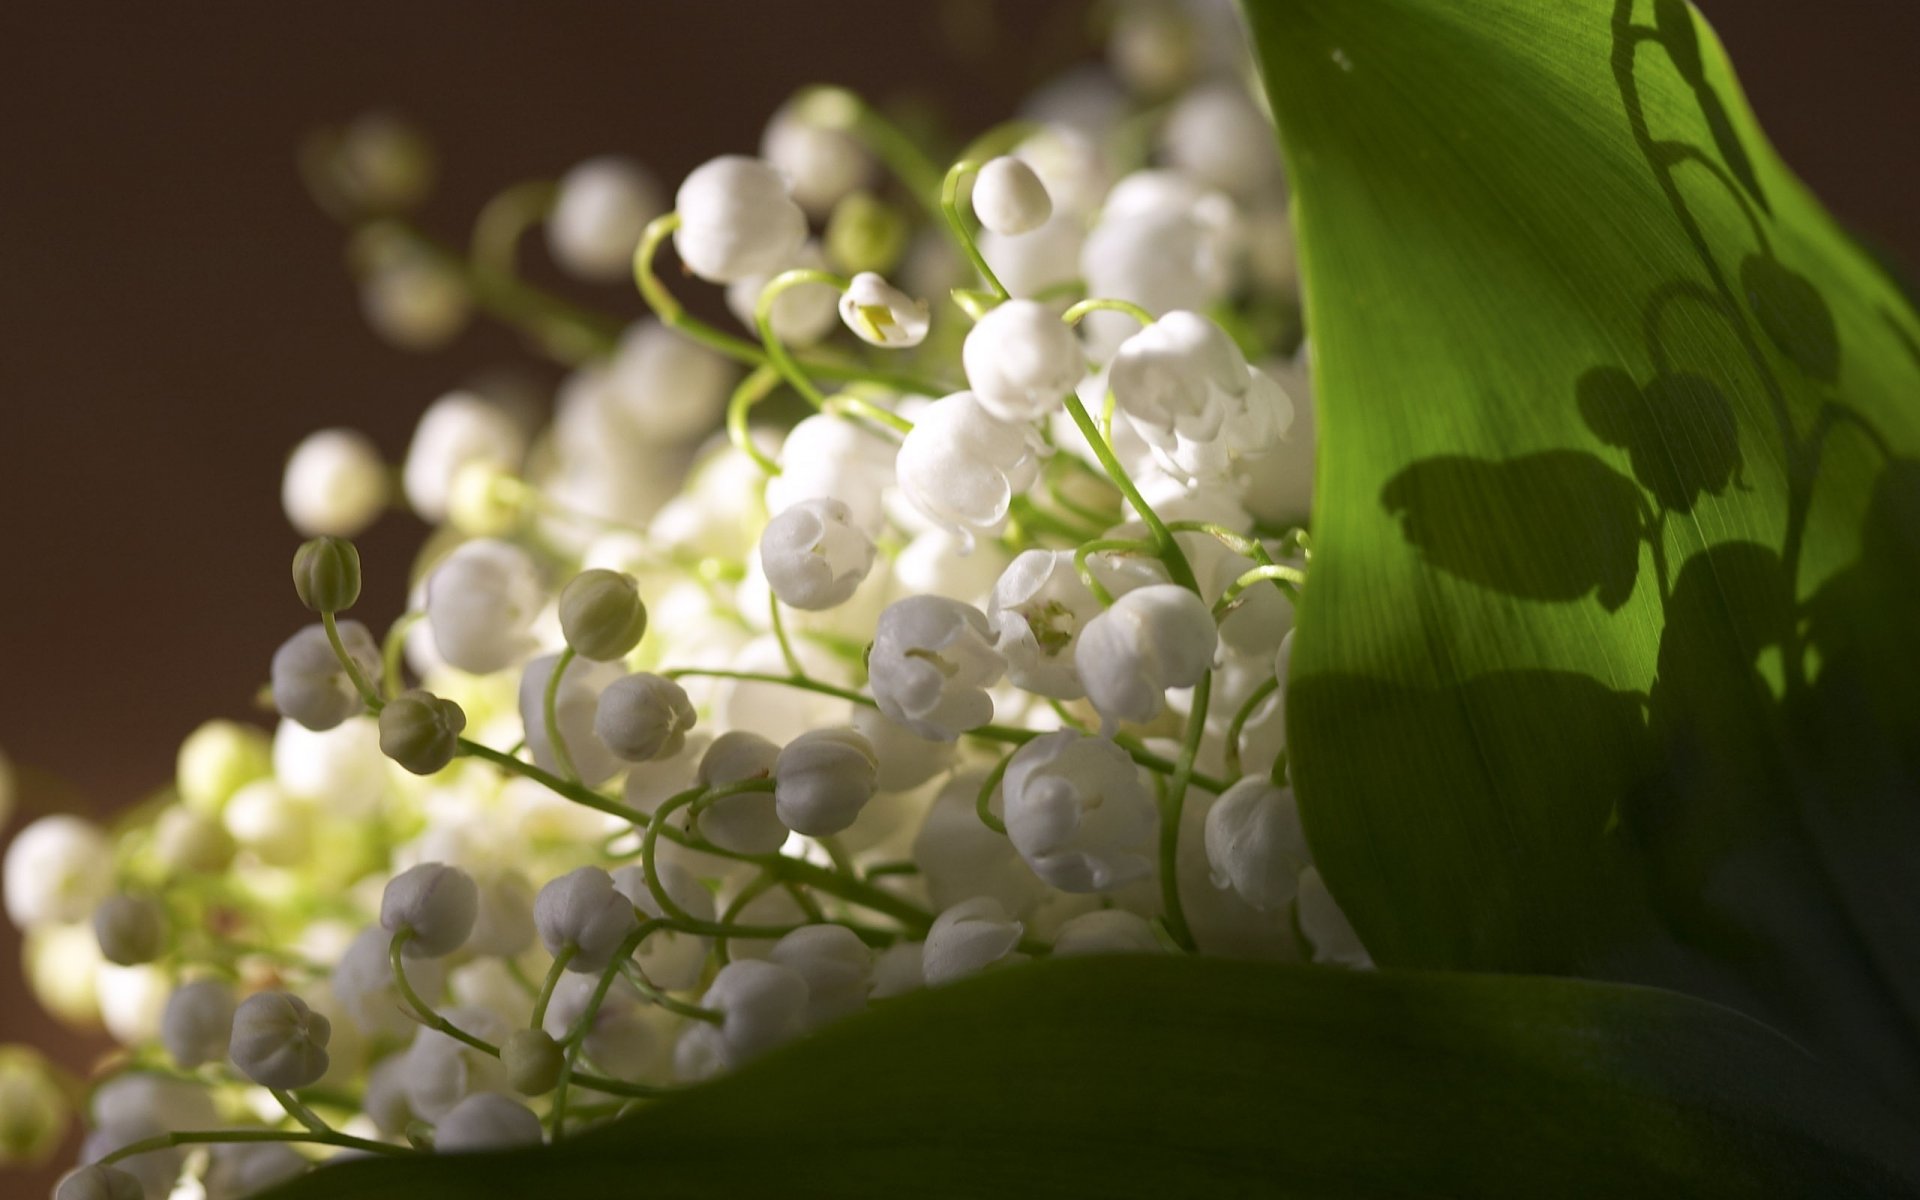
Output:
[
  {"xmin": 89, "ymin": 1073, "xmax": 215, "ymax": 1134},
  {"xmin": 281, "ymin": 428, "xmax": 388, "ymax": 538},
  {"xmin": 534, "ymin": 867, "xmax": 639, "ymax": 973},
  {"xmin": 606, "ymin": 319, "xmax": 739, "ymax": 443},
  {"xmin": 501, "ymin": 1028, "xmax": 564, "ymax": 1096},
  {"xmin": 159, "ymin": 979, "xmax": 235, "ymax": 1069},
  {"xmin": 404, "ymin": 1006, "xmax": 509, "ymax": 1119},
  {"xmin": 962, "ymin": 299, "xmax": 1083, "ymax": 423},
  {"xmin": 773, "ymin": 728, "xmax": 878, "ymax": 836},
  {"xmin": 767, "ymin": 413, "xmax": 897, "ymax": 537},
  {"xmin": 694, "ymin": 732, "xmax": 788, "ymax": 855},
  {"xmin": 1051, "ymin": 908, "xmax": 1162, "ymax": 956},
  {"xmin": 381, "ymin": 862, "xmax": 480, "ymax": 957},
  {"xmin": 559, "ymin": 569, "xmax": 648, "ymax": 662},
  {"xmin": 228, "ymin": 991, "xmax": 331, "ymax": 1089},
  {"xmin": 403, "ymin": 393, "xmax": 526, "ymax": 524},
  {"xmin": 270, "ymin": 621, "xmax": 380, "ymax": 732},
  {"xmin": 378, "ymin": 689, "xmax": 467, "ymax": 776},
  {"xmin": 594, "ymin": 673, "xmax": 697, "ymax": 763},
  {"xmin": 701, "ymin": 960, "xmax": 809, "ymax": 1067},
  {"xmin": 987, "ymin": 549, "xmax": 1107, "ymax": 699},
  {"xmin": 424, "ymin": 538, "xmax": 545, "ymax": 675},
  {"xmin": 55, "ymin": 1165, "xmax": 145, "ymax": 1200},
  {"xmin": 435, "ymin": 1092, "xmax": 544, "ymax": 1153},
  {"xmin": 361, "ymin": 253, "xmax": 468, "ymax": 350},
  {"xmin": 922, "ymin": 897, "xmax": 1024, "ymax": 986},
  {"xmin": 837, "ymin": 272, "xmax": 930, "ymax": 347},
  {"xmin": 1075, "ymin": 584, "xmax": 1217, "ymax": 727},
  {"xmin": 1158, "ymin": 81, "xmax": 1282, "ymax": 198},
  {"xmin": 4, "ymin": 815, "xmax": 111, "ymax": 927},
  {"xmin": 1002, "ymin": 731, "xmax": 1157, "ymax": 892},
  {"xmin": 362, "ymin": 1054, "xmax": 414, "ymax": 1136},
  {"xmin": 219, "ymin": 780, "xmax": 308, "ymax": 867},
  {"xmin": 611, "ymin": 861, "xmax": 714, "ymax": 991},
  {"xmin": 673, "ymin": 155, "xmax": 808, "ymax": 283},
  {"xmin": 547, "ymin": 155, "xmax": 665, "ymax": 281},
  {"xmin": 174, "ymin": 719, "xmax": 272, "ymax": 815},
  {"xmin": 518, "ymin": 653, "xmax": 624, "ymax": 787},
  {"xmin": 541, "ymin": 974, "xmax": 663, "ymax": 1080},
  {"xmin": 1109, "ymin": 310, "xmax": 1292, "ymax": 479},
  {"xmin": 895, "ymin": 391, "xmax": 1043, "ymax": 544},
  {"xmin": 849, "ymin": 706, "xmax": 955, "ymax": 792},
  {"xmin": 150, "ymin": 806, "xmax": 234, "ymax": 877},
  {"xmin": 466, "ymin": 869, "xmax": 536, "ymax": 959},
  {"xmin": 1204, "ymin": 779, "xmax": 1309, "ymax": 913},
  {"xmin": 1298, "ymin": 866, "xmax": 1372, "ymax": 968},
  {"xmin": 203, "ymin": 1142, "xmax": 307, "ymax": 1200},
  {"xmin": 92, "ymin": 896, "xmax": 164, "ymax": 966},
  {"xmin": 759, "ymin": 498, "xmax": 876, "ymax": 612},
  {"xmin": 869, "ymin": 596, "xmax": 1006, "ymax": 742},
  {"xmin": 769, "ymin": 924, "xmax": 871, "ymax": 1027},
  {"xmin": 972, "ymin": 156, "xmax": 1053, "ymax": 235},
  {"xmin": 762, "ymin": 101, "xmax": 871, "ymax": 217},
  {"xmin": 726, "ymin": 242, "xmax": 840, "ymax": 348},
  {"xmin": 332, "ymin": 925, "xmax": 448, "ymax": 1038}
]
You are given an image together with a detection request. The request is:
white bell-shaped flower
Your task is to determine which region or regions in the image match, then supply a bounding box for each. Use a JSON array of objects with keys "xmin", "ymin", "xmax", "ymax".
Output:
[
  {"xmin": 228, "ymin": 991, "xmax": 331, "ymax": 1089},
  {"xmin": 694, "ymin": 732, "xmax": 788, "ymax": 855},
  {"xmin": 837, "ymin": 272, "xmax": 930, "ymax": 347},
  {"xmin": 869, "ymin": 596, "xmax": 1006, "ymax": 741},
  {"xmin": 424, "ymin": 538, "xmax": 545, "ymax": 675},
  {"xmin": 1204, "ymin": 778, "xmax": 1310, "ymax": 913},
  {"xmin": 762, "ymin": 99, "xmax": 872, "ymax": 215},
  {"xmin": 962, "ymin": 299, "xmax": 1083, "ymax": 423},
  {"xmin": 894, "ymin": 391, "xmax": 1043, "ymax": 546},
  {"xmin": 1002, "ymin": 731, "xmax": 1157, "ymax": 892},
  {"xmin": 547, "ymin": 155, "xmax": 665, "ymax": 281},
  {"xmin": 1109, "ymin": 310, "xmax": 1293, "ymax": 479},
  {"xmin": 203, "ymin": 1142, "xmax": 307, "ymax": 1199},
  {"xmin": 3, "ymin": 815, "xmax": 111, "ymax": 927},
  {"xmin": 381, "ymin": 862, "xmax": 480, "ymax": 958},
  {"xmin": 159, "ymin": 979, "xmax": 235, "ymax": 1070},
  {"xmin": 870, "ymin": 941, "xmax": 926, "ymax": 999},
  {"xmin": 467, "ymin": 869, "xmax": 537, "ymax": 959},
  {"xmin": 606, "ymin": 319, "xmax": 739, "ymax": 444},
  {"xmin": 673, "ymin": 155, "xmax": 808, "ymax": 283},
  {"xmin": 534, "ymin": 866, "xmax": 639, "ymax": 973},
  {"xmin": 518, "ymin": 653, "xmax": 624, "ymax": 787},
  {"xmin": 611, "ymin": 861, "xmax": 714, "ymax": 991},
  {"xmin": 362, "ymin": 1054, "xmax": 414, "ymax": 1136},
  {"xmin": 766, "ymin": 412, "xmax": 898, "ymax": 537},
  {"xmin": 987, "ymin": 549, "xmax": 1108, "ymax": 699},
  {"xmin": 270, "ymin": 621, "xmax": 380, "ymax": 732},
  {"xmin": 1075, "ymin": 584, "xmax": 1217, "ymax": 727},
  {"xmin": 769, "ymin": 924, "xmax": 871, "ymax": 1027},
  {"xmin": 972, "ymin": 156, "xmax": 1053, "ymax": 235},
  {"xmin": 772, "ymin": 728, "xmax": 878, "ymax": 836},
  {"xmin": 540, "ymin": 974, "xmax": 662, "ymax": 1080},
  {"xmin": 1051, "ymin": 909, "xmax": 1162, "ymax": 956},
  {"xmin": 403, "ymin": 1005, "xmax": 510, "ymax": 1121},
  {"xmin": 332, "ymin": 925, "xmax": 448, "ymax": 1038},
  {"xmin": 849, "ymin": 706, "xmax": 956, "ymax": 793},
  {"xmin": 700, "ymin": 959, "xmax": 810, "ymax": 1067},
  {"xmin": 922, "ymin": 897, "xmax": 1024, "ymax": 986},
  {"xmin": 281, "ymin": 428, "xmax": 388, "ymax": 538},
  {"xmin": 759, "ymin": 498, "xmax": 876, "ymax": 612},
  {"xmin": 433, "ymin": 1092, "xmax": 543, "ymax": 1153},
  {"xmin": 403, "ymin": 392, "xmax": 526, "ymax": 524},
  {"xmin": 595, "ymin": 673, "xmax": 697, "ymax": 763}
]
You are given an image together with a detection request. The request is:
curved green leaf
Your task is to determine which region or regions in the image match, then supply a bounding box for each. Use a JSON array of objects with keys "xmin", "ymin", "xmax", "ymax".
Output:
[
  {"xmin": 1243, "ymin": 0, "xmax": 1920, "ymax": 1112},
  {"xmin": 264, "ymin": 958, "xmax": 1920, "ymax": 1198}
]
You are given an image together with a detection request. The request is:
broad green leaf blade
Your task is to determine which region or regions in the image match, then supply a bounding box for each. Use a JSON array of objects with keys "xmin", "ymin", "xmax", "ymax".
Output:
[
  {"xmin": 263, "ymin": 958, "xmax": 1920, "ymax": 1198},
  {"xmin": 1243, "ymin": 0, "xmax": 1920, "ymax": 1110}
]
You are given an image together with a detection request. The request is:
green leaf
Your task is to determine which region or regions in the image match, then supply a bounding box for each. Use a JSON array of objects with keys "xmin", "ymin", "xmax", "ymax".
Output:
[
  {"xmin": 1243, "ymin": 0, "xmax": 1920, "ymax": 1111},
  {"xmin": 264, "ymin": 957, "xmax": 1920, "ymax": 1198}
]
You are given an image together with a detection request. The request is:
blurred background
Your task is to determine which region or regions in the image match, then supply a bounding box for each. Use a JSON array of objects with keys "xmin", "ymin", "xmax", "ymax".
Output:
[{"xmin": 0, "ymin": 0, "xmax": 1913, "ymax": 1188}]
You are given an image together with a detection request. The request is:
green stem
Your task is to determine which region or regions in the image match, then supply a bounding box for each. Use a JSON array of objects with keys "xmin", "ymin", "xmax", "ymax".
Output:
[
  {"xmin": 755, "ymin": 267, "xmax": 850, "ymax": 410},
  {"xmin": 100, "ymin": 1127, "xmax": 417, "ymax": 1165},
  {"xmin": 793, "ymin": 86, "xmax": 946, "ymax": 216},
  {"xmin": 1157, "ymin": 671, "xmax": 1211, "ymax": 954},
  {"xmin": 379, "ymin": 611, "xmax": 422, "ymax": 701},
  {"xmin": 1073, "ymin": 536, "xmax": 1158, "ymax": 606},
  {"xmin": 975, "ymin": 751, "xmax": 1013, "ymax": 835},
  {"xmin": 322, "ymin": 611, "xmax": 382, "ymax": 710},
  {"xmin": 940, "ymin": 161, "xmax": 1010, "ymax": 300},
  {"xmin": 471, "ymin": 180, "xmax": 556, "ymax": 278},
  {"xmin": 543, "ymin": 646, "xmax": 581, "ymax": 783},
  {"xmin": 530, "ymin": 944, "xmax": 578, "ymax": 1029},
  {"xmin": 1060, "ymin": 391, "xmax": 1202, "ymax": 594},
  {"xmin": 269, "ymin": 1088, "xmax": 332, "ymax": 1136},
  {"xmin": 1213, "ymin": 563, "xmax": 1306, "ymax": 619},
  {"xmin": 769, "ymin": 592, "xmax": 805, "ymax": 679},
  {"xmin": 727, "ymin": 365, "xmax": 784, "ymax": 475},
  {"xmin": 1224, "ymin": 676, "xmax": 1282, "ymax": 781},
  {"xmin": 1061, "ymin": 297, "xmax": 1155, "ymax": 327}
]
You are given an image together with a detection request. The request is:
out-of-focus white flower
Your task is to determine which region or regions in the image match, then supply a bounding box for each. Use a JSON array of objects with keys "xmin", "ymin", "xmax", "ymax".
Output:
[
  {"xmin": 673, "ymin": 155, "xmax": 808, "ymax": 284},
  {"xmin": 896, "ymin": 392, "xmax": 1043, "ymax": 546},
  {"xmin": 773, "ymin": 728, "xmax": 878, "ymax": 837},
  {"xmin": 869, "ymin": 596, "xmax": 1005, "ymax": 741},
  {"xmin": 972, "ymin": 156, "xmax": 1053, "ymax": 235},
  {"xmin": 762, "ymin": 100, "xmax": 872, "ymax": 217},
  {"xmin": 54, "ymin": 1165, "xmax": 145, "ymax": 1200},
  {"xmin": 1297, "ymin": 866, "xmax": 1372, "ymax": 968},
  {"xmin": 759, "ymin": 498, "xmax": 875, "ymax": 612},
  {"xmin": 922, "ymin": 897, "xmax": 1024, "ymax": 985},
  {"xmin": 1075, "ymin": 584, "xmax": 1217, "ymax": 727},
  {"xmin": 962, "ymin": 299, "xmax": 1083, "ymax": 423},
  {"xmin": 1158, "ymin": 81, "xmax": 1283, "ymax": 198},
  {"xmin": 1204, "ymin": 779, "xmax": 1309, "ymax": 913},
  {"xmin": 404, "ymin": 1006, "xmax": 510, "ymax": 1121},
  {"xmin": 595, "ymin": 673, "xmax": 697, "ymax": 763},
  {"xmin": 1051, "ymin": 908, "xmax": 1162, "ymax": 955},
  {"xmin": 606, "ymin": 319, "xmax": 739, "ymax": 444},
  {"xmin": 850, "ymin": 706, "xmax": 955, "ymax": 793},
  {"xmin": 173, "ymin": 719, "xmax": 271, "ymax": 815},
  {"xmin": 228, "ymin": 991, "xmax": 331, "ymax": 1089},
  {"xmin": 869, "ymin": 941, "xmax": 926, "ymax": 999},
  {"xmin": 534, "ymin": 867, "xmax": 639, "ymax": 973},
  {"xmin": 980, "ymin": 213, "xmax": 1085, "ymax": 300},
  {"xmin": 987, "ymin": 549, "xmax": 1109, "ymax": 699},
  {"xmin": 381, "ymin": 862, "xmax": 480, "ymax": 957},
  {"xmin": 518, "ymin": 653, "xmax": 624, "ymax": 787},
  {"xmin": 700, "ymin": 960, "xmax": 809, "ymax": 1067},
  {"xmin": 424, "ymin": 539, "xmax": 545, "ymax": 675},
  {"xmin": 548, "ymin": 155, "xmax": 665, "ymax": 281},
  {"xmin": 203, "ymin": 1142, "xmax": 307, "ymax": 1200},
  {"xmin": 158, "ymin": 979, "xmax": 235, "ymax": 1070},
  {"xmin": 467, "ymin": 869, "xmax": 537, "ymax": 959},
  {"xmin": 91, "ymin": 896, "xmax": 163, "ymax": 967},
  {"xmin": 611, "ymin": 862, "xmax": 714, "ymax": 991},
  {"xmin": 726, "ymin": 242, "xmax": 840, "ymax": 348},
  {"xmin": 766, "ymin": 412, "xmax": 898, "ymax": 537},
  {"xmin": 361, "ymin": 252, "xmax": 469, "ymax": 351},
  {"xmin": 694, "ymin": 732, "xmax": 788, "ymax": 855},
  {"xmin": 1002, "ymin": 732, "xmax": 1157, "ymax": 892},
  {"xmin": 333, "ymin": 924, "xmax": 448, "ymax": 1038},
  {"xmin": 281, "ymin": 428, "xmax": 388, "ymax": 538},
  {"xmin": 270, "ymin": 621, "xmax": 379, "ymax": 732},
  {"xmin": 891, "ymin": 528, "xmax": 1008, "ymax": 609},
  {"xmin": 1108, "ymin": 310, "xmax": 1292, "ymax": 479},
  {"xmin": 769, "ymin": 925, "xmax": 871, "ymax": 1027},
  {"xmin": 435, "ymin": 1091, "xmax": 543, "ymax": 1153},
  {"xmin": 837, "ymin": 273, "xmax": 930, "ymax": 347},
  {"xmin": 404, "ymin": 393, "xmax": 526, "ymax": 524},
  {"xmin": 4, "ymin": 815, "xmax": 111, "ymax": 927}
]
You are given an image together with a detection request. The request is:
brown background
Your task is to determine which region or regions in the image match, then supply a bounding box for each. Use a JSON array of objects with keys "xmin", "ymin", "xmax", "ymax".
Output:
[{"xmin": 0, "ymin": 0, "xmax": 1913, "ymax": 1188}]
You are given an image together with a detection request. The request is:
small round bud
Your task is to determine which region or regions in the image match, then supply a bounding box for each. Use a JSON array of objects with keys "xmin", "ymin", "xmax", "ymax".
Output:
[
  {"xmin": 160, "ymin": 979, "xmax": 236, "ymax": 1070},
  {"xmin": 594, "ymin": 673, "xmax": 696, "ymax": 763},
  {"xmin": 0, "ymin": 1045, "xmax": 70, "ymax": 1167},
  {"xmin": 559, "ymin": 569, "xmax": 648, "ymax": 661},
  {"xmin": 962, "ymin": 299, "xmax": 1083, "ymax": 424},
  {"xmin": 534, "ymin": 867, "xmax": 639, "ymax": 973},
  {"xmin": 4, "ymin": 815, "xmax": 111, "ymax": 927},
  {"xmin": 378, "ymin": 689, "xmax": 467, "ymax": 776},
  {"xmin": 701, "ymin": 960, "xmax": 809, "ymax": 1067},
  {"xmin": 380, "ymin": 862, "xmax": 480, "ymax": 958},
  {"xmin": 972, "ymin": 156, "xmax": 1052, "ymax": 235},
  {"xmin": 773, "ymin": 728, "xmax": 879, "ymax": 837},
  {"xmin": 501, "ymin": 1028, "xmax": 564, "ymax": 1096},
  {"xmin": 55, "ymin": 1164, "xmax": 145, "ymax": 1200},
  {"xmin": 1204, "ymin": 779, "xmax": 1310, "ymax": 913},
  {"xmin": 282, "ymin": 428, "xmax": 388, "ymax": 539},
  {"xmin": 174, "ymin": 720, "xmax": 272, "ymax": 814},
  {"xmin": 292, "ymin": 536, "xmax": 362, "ymax": 614},
  {"xmin": 433, "ymin": 1092, "xmax": 543, "ymax": 1153},
  {"xmin": 825, "ymin": 190, "xmax": 908, "ymax": 274},
  {"xmin": 229, "ymin": 991, "xmax": 331, "ymax": 1089},
  {"xmin": 92, "ymin": 895, "xmax": 165, "ymax": 966}
]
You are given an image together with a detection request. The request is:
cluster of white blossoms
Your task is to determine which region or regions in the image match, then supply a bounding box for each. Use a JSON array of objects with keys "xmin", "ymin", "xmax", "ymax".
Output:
[{"xmin": 2, "ymin": 3, "xmax": 1368, "ymax": 1194}]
